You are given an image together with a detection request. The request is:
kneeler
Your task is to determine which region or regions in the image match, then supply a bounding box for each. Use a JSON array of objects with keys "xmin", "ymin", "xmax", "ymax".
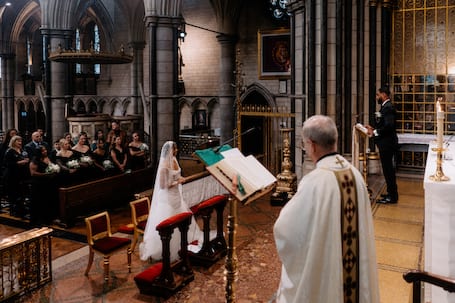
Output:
[
  {"xmin": 134, "ymin": 212, "xmax": 194, "ymax": 298},
  {"xmin": 188, "ymin": 194, "xmax": 228, "ymax": 267}
]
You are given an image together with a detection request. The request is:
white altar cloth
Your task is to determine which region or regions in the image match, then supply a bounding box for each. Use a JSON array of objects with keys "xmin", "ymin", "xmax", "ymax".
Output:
[{"xmin": 424, "ymin": 141, "xmax": 455, "ymax": 303}]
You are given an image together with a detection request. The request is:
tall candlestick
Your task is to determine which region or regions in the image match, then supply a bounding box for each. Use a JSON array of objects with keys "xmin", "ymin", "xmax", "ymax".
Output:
[{"xmin": 436, "ymin": 99, "xmax": 444, "ymax": 150}]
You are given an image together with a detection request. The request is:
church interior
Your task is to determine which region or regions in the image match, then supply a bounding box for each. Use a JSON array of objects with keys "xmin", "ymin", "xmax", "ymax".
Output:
[{"xmin": 0, "ymin": 0, "xmax": 454, "ymax": 302}]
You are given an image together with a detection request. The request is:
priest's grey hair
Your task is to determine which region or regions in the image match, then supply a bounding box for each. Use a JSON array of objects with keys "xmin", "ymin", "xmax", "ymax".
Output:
[{"xmin": 302, "ymin": 115, "xmax": 338, "ymax": 150}]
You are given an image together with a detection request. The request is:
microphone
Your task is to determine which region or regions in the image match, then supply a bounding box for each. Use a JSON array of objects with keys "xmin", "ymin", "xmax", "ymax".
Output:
[{"xmin": 213, "ymin": 127, "xmax": 256, "ymax": 153}]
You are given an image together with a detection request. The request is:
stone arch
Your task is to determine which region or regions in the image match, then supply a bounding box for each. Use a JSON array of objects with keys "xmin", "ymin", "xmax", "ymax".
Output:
[
  {"xmin": 76, "ymin": 99, "xmax": 87, "ymax": 114},
  {"xmin": 178, "ymin": 97, "xmax": 192, "ymax": 130},
  {"xmin": 191, "ymin": 98, "xmax": 208, "ymax": 130}
]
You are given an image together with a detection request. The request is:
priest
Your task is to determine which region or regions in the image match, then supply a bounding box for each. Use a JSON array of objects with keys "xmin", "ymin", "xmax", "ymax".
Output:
[{"xmin": 273, "ymin": 115, "xmax": 380, "ymax": 303}]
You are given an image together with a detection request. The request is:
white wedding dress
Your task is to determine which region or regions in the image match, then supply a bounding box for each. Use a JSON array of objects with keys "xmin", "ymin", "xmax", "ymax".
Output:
[{"xmin": 139, "ymin": 141, "xmax": 203, "ymax": 262}]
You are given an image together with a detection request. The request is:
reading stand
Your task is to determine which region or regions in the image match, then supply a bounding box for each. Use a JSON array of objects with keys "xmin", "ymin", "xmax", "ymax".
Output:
[{"xmin": 193, "ymin": 146, "xmax": 276, "ymax": 302}]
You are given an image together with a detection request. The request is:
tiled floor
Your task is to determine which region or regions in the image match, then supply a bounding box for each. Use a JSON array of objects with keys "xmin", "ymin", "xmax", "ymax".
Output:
[{"xmin": 0, "ymin": 173, "xmax": 424, "ymax": 303}]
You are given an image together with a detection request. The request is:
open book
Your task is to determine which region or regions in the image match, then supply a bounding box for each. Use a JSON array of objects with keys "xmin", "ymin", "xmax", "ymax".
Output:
[
  {"xmin": 194, "ymin": 146, "xmax": 277, "ymax": 203},
  {"xmin": 355, "ymin": 123, "xmax": 369, "ymax": 135}
]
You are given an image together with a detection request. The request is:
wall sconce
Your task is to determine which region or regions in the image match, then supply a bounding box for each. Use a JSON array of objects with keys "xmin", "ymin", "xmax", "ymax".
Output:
[{"xmin": 178, "ymin": 23, "xmax": 187, "ymax": 42}]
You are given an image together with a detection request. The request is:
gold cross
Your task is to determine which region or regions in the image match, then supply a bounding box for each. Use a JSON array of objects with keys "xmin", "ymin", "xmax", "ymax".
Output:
[{"xmin": 335, "ymin": 156, "xmax": 345, "ymax": 168}]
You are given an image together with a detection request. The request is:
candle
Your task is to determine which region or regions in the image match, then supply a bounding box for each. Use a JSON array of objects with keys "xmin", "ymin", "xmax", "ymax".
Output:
[{"xmin": 436, "ymin": 99, "xmax": 444, "ymax": 149}]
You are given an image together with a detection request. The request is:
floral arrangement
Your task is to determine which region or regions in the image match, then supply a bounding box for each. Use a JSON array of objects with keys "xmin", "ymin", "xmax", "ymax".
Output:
[
  {"xmin": 139, "ymin": 143, "xmax": 149, "ymax": 151},
  {"xmin": 67, "ymin": 160, "xmax": 80, "ymax": 169},
  {"xmin": 80, "ymin": 156, "xmax": 93, "ymax": 165},
  {"xmin": 45, "ymin": 163, "xmax": 61, "ymax": 174},
  {"xmin": 103, "ymin": 159, "xmax": 114, "ymax": 169}
]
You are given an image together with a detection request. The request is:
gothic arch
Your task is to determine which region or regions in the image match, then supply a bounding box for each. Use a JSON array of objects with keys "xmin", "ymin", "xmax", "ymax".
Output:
[{"xmin": 241, "ymin": 83, "xmax": 276, "ymax": 108}]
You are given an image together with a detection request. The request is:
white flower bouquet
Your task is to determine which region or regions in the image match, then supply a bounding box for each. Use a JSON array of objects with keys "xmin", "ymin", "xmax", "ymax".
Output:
[
  {"xmin": 139, "ymin": 143, "xmax": 149, "ymax": 151},
  {"xmin": 103, "ymin": 159, "xmax": 114, "ymax": 169},
  {"xmin": 45, "ymin": 163, "xmax": 61, "ymax": 174},
  {"xmin": 67, "ymin": 159, "xmax": 80, "ymax": 169},
  {"xmin": 80, "ymin": 156, "xmax": 94, "ymax": 165}
]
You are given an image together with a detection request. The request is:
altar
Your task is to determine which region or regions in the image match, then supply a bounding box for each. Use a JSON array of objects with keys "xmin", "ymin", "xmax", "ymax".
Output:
[{"xmin": 424, "ymin": 140, "xmax": 455, "ymax": 302}]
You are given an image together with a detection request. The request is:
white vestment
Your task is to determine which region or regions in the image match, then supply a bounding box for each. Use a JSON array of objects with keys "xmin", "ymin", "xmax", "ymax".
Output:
[{"xmin": 273, "ymin": 154, "xmax": 380, "ymax": 303}]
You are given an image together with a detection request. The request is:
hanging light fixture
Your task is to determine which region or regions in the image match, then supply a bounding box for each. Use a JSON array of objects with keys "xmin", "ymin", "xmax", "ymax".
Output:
[{"xmin": 270, "ymin": 0, "xmax": 290, "ymax": 20}]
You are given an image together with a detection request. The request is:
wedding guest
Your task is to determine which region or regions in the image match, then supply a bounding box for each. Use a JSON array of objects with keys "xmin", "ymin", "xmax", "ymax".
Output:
[
  {"xmin": 0, "ymin": 128, "xmax": 18, "ymax": 172},
  {"xmin": 110, "ymin": 136, "xmax": 128, "ymax": 174},
  {"xmin": 63, "ymin": 132, "xmax": 75, "ymax": 148},
  {"xmin": 24, "ymin": 131, "xmax": 47, "ymax": 160},
  {"xmin": 128, "ymin": 131, "xmax": 148, "ymax": 170},
  {"xmin": 92, "ymin": 138, "xmax": 111, "ymax": 176},
  {"xmin": 55, "ymin": 138, "xmax": 79, "ymax": 185},
  {"xmin": 91, "ymin": 129, "xmax": 106, "ymax": 151},
  {"xmin": 106, "ymin": 120, "xmax": 127, "ymax": 148},
  {"xmin": 3, "ymin": 135, "xmax": 30, "ymax": 217},
  {"xmin": 29, "ymin": 145, "xmax": 60, "ymax": 225}
]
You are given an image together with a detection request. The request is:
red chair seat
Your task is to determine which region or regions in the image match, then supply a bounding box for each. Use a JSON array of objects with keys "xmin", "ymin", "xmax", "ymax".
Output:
[{"xmin": 93, "ymin": 237, "xmax": 132, "ymax": 254}]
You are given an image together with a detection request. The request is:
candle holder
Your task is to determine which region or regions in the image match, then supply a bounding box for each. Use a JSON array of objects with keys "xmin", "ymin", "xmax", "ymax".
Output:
[{"xmin": 429, "ymin": 147, "xmax": 450, "ymax": 182}]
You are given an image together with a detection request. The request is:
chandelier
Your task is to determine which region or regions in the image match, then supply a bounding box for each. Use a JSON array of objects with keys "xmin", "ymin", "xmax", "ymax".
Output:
[
  {"xmin": 269, "ymin": 0, "xmax": 290, "ymax": 20},
  {"xmin": 48, "ymin": 44, "xmax": 133, "ymax": 64}
]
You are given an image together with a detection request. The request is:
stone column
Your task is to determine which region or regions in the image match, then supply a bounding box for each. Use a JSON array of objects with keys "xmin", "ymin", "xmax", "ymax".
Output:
[
  {"xmin": 41, "ymin": 28, "xmax": 73, "ymax": 142},
  {"xmin": 1, "ymin": 53, "xmax": 15, "ymax": 131},
  {"xmin": 129, "ymin": 41, "xmax": 146, "ymax": 116},
  {"xmin": 217, "ymin": 34, "xmax": 237, "ymax": 145},
  {"xmin": 288, "ymin": 1, "xmax": 305, "ymax": 179}
]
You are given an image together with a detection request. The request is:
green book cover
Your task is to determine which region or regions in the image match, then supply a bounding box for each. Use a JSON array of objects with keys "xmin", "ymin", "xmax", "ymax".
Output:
[{"xmin": 194, "ymin": 144, "xmax": 232, "ymax": 166}]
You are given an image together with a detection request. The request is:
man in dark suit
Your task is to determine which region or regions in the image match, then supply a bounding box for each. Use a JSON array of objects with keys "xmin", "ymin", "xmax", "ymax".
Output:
[
  {"xmin": 367, "ymin": 86, "xmax": 399, "ymax": 204},
  {"xmin": 24, "ymin": 131, "xmax": 50, "ymax": 160}
]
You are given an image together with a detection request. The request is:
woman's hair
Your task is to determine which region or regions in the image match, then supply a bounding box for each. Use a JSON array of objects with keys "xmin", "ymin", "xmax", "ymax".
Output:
[
  {"xmin": 3, "ymin": 128, "xmax": 18, "ymax": 145},
  {"xmin": 59, "ymin": 138, "xmax": 67, "ymax": 148},
  {"xmin": 8, "ymin": 135, "xmax": 22, "ymax": 148}
]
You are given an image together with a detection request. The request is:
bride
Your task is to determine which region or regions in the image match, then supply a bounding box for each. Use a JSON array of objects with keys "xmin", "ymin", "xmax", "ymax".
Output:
[{"xmin": 139, "ymin": 141, "xmax": 203, "ymax": 262}]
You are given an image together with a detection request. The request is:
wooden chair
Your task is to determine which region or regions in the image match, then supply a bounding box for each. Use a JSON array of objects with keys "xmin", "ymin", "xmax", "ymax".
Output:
[
  {"xmin": 189, "ymin": 194, "xmax": 228, "ymax": 267},
  {"xmin": 134, "ymin": 211, "xmax": 194, "ymax": 298},
  {"xmin": 403, "ymin": 270, "xmax": 455, "ymax": 303},
  {"xmin": 130, "ymin": 197, "xmax": 150, "ymax": 251},
  {"xmin": 84, "ymin": 211, "xmax": 132, "ymax": 282}
]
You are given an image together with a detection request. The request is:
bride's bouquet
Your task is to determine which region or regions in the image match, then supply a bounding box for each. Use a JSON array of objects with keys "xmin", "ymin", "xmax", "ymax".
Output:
[
  {"xmin": 80, "ymin": 155, "xmax": 94, "ymax": 165},
  {"xmin": 103, "ymin": 159, "xmax": 114, "ymax": 169},
  {"xmin": 45, "ymin": 163, "xmax": 61, "ymax": 174},
  {"xmin": 67, "ymin": 159, "xmax": 80, "ymax": 169}
]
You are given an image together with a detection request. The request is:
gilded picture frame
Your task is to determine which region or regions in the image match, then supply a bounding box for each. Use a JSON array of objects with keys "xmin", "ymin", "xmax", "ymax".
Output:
[{"xmin": 258, "ymin": 29, "xmax": 291, "ymax": 79}]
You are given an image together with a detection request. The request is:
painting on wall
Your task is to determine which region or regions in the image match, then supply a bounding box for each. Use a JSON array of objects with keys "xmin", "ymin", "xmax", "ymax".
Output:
[{"xmin": 258, "ymin": 29, "xmax": 291, "ymax": 79}]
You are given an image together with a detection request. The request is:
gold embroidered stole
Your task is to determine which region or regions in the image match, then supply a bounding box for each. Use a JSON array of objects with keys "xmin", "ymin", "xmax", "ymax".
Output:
[{"xmin": 334, "ymin": 168, "xmax": 359, "ymax": 303}]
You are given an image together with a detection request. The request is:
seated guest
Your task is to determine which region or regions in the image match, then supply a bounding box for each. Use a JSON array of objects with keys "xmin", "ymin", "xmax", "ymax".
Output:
[
  {"xmin": 29, "ymin": 146, "xmax": 60, "ymax": 226},
  {"xmin": 3, "ymin": 135, "xmax": 30, "ymax": 217},
  {"xmin": 110, "ymin": 136, "xmax": 129, "ymax": 174},
  {"xmin": 128, "ymin": 131, "xmax": 148, "ymax": 170}
]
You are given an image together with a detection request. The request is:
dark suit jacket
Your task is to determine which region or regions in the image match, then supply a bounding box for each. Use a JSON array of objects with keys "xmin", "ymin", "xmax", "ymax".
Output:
[{"xmin": 373, "ymin": 100, "xmax": 399, "ymax": 151}]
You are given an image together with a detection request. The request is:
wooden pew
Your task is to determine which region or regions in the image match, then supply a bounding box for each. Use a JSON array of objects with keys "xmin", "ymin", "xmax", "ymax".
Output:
[{"xmin": 58, "ymin": 167, "xmax": 154, "ymax": 227}]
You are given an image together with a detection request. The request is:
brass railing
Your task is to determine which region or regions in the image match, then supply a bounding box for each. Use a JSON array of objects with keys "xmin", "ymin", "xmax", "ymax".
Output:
[{"xmin": 0, "ymin": 227, "xmax": 53, "ymax": 302}]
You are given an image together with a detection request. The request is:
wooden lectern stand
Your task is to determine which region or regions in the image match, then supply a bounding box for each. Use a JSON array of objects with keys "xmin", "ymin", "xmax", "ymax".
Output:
[
  {"xmin": 194, "ymin": 146, "xmax": 276, "ymax": 302},
  {"xmin": 352, "ymin": 123, "xmax": 369, "ymax": 189}
]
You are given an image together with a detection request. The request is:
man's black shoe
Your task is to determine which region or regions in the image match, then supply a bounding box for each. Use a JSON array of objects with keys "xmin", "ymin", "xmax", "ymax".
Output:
[{"xmin": 377, "ymin": 196, "xmax": 397, "ymax": 204}]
